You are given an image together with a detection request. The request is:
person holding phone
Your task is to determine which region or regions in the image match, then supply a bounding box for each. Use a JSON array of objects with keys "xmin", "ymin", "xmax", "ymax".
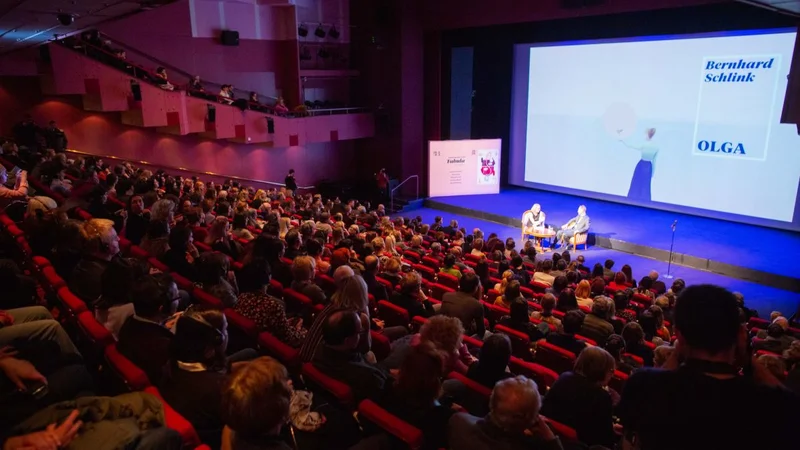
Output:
[
  {"xmin": 617, "ymin": 285, "xmax": 800, "ymax": 450},
  {"xmin": 0, "ymin": 165, "xmax": 28, "ymax": 210}
]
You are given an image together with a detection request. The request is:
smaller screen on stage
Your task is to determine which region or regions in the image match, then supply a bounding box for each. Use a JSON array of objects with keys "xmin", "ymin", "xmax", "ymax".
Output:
[
  {"xmin": 509, "ymin": 28, "xmax": 800, "ymax": 229},
  {"xmin": 429, "ymin": 139, "xmax": 502, "ymax": 197}
]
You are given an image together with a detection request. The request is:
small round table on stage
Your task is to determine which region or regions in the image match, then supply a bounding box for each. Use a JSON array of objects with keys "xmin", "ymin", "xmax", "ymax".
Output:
[{"xmin": 523, "ymin": 228, "xmax": 556, "ymax": 251}]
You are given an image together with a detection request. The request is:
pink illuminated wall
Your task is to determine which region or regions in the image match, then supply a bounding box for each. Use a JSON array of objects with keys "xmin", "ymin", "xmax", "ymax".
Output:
[
  {"xmin": 0, "ymin": 76, "xmax": 356, "ymax": 186},
  {"xmin": 97, "ymin": 0, "xmax": 301, "ymax": 105}
]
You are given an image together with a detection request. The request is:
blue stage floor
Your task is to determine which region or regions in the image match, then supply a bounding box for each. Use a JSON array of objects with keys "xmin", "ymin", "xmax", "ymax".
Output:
[
  {"xmin": 411, "ymin": 206, "xmax": 800, "ymax": 318},
  {"xmin": 430, "ymin": 188, "xmax": 800, "ymax": 279}
]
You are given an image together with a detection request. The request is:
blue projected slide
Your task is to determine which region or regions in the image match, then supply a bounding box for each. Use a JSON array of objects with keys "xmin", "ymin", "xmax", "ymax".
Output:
[{"xmin": 509, "ymin": 30, "xmax": 800, "ymax": 225}]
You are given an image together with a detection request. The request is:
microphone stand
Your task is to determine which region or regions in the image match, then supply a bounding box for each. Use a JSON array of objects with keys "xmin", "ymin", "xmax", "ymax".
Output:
[{"xmin": 664, "ymin": 220, "xmax": 677, "ymax": 279}]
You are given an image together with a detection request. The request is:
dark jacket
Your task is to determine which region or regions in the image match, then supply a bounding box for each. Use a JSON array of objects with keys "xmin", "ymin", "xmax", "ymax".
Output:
[
  {"xmin": 447, "ymin": 413, "xmax": 564, "ymax": 450},
  {"xmin": 160, "ymin": 363, "xmax": 227, "ymax": 448},
  {"xmin": 311, "ymin": 343, "xmax": 389, "ymax": 402},
  {"xmin": 161, "ymin": 249, "xmax": 197, "ymax": 280},
  {"xmin": 68, "ymin": 255, "xmax": 114, "ymax": 307},
  {"xmin": 541, "ymin": 371, "xmax": 615, "ymax": 448},
  {"xmin": 389, "ymin": 291, "xmax": 435, "ymax": 319},
  {"xmin": 579, "ymin": 313, "xmax": 614, "ymax": 346},
  {"xmin": 117, "ymin": 315, "xmax": 173, "ymax": 384},
  {"xmin": 362, "ymin": 271, "xmax": 388, "ymax": 301},
  {"xmin": 441, "ymin": 291, "xmax": 485, "ymax": 337},
  {"xmin": 545, "ymin": 333, "xmax": 587, "ymax": 356}
]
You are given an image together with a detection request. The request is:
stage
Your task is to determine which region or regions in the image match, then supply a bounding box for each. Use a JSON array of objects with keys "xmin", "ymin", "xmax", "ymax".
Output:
[{"xmin": 425, "ymin": 187, "xmax": 800, "ymax": 294}]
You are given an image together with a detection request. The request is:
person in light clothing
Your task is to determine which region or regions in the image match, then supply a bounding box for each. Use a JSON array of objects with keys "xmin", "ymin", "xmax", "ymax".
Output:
[{"xmin": 521, "ymin": 203, "xmax": 546, "ymax": 244}]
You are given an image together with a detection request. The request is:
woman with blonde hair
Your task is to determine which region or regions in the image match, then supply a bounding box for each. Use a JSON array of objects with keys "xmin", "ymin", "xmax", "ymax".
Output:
[
  {"xmin": 206, "ymin": 216, "xmax": 242, "ymax": 260},
  {"xmin": 575, "ymin": 279, "xmax": 593, "ymax": 308},
  {"xmin": 384, "ymin": 233, "xmax": 401, "ymax": 257},
  {"xmin": 299, "ymin": 274, "xmax": 372, "ymax": 362},
  {"xmin": 278, "ymin": 217, "xmax": 292, "ymax": 239},
  {"xmin": 494, "ymin": 270, "xmax": 514, "ymax": 293}
]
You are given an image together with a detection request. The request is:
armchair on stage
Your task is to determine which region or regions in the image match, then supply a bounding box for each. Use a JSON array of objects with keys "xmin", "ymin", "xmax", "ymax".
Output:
[{"xmin": 561, "ymin": 218, "xmax": 589, "ymax": 251}]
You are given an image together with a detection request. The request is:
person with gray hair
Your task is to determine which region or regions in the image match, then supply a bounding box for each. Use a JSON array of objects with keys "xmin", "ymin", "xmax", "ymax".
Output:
[
  {"xmin": 447, "ymin": 376, "xmax": 562, "ymax": 450},
  {"xmin": 541, "ymin": 347, "xmax": 617, "ymax": 447},
  {"xmin": 580, "ymin": 295, "xmax": 615, "ymax": 346}
]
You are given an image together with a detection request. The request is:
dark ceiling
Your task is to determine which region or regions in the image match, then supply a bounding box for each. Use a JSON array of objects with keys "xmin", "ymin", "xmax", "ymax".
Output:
[{"xmin": 0, "ymin": 0, "xmax": 173, "ymax": 54}]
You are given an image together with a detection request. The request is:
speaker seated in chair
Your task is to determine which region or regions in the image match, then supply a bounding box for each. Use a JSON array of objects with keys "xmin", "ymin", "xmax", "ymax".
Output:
[{"xmin": 521, "ymin": 203, "xmax": 546, "ymax": 243}]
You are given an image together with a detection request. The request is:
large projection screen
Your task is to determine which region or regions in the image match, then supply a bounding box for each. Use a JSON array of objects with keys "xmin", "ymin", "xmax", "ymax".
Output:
[
  {"xmin": 429, "ymin": 139, "xmax": 502, "ymax": 197},
  {"xmin": 509, "ymin": 29, "xmax": 800, "ymax": 229}
]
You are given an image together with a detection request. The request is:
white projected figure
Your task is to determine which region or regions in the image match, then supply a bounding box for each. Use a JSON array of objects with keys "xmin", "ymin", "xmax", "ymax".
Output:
[{"xmin": 618, "ymin": 128, "xmax": 659, "ymax": 202}]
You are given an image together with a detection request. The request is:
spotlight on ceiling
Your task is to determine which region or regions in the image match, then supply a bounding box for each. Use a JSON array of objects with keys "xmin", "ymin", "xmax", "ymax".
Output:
[
  {"xmin": 57, "ymin": 13, "xmax": 74, "ymax": 26},
  {"xmin": 314, "ymin": 24, "xmax": 326, "ymax": 38},
  {"xmin": 298, "ymin": 24, "xmax": 308, "ymax": 37},
  {"xmin": 328, "ymin": 26, "xmax": 340, "ymax": 40}
]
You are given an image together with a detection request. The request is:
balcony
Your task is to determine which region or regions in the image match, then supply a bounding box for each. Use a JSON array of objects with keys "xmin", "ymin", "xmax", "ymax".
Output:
[{"xmin": 37, "ymin": 40, "xmax": 374, "ymax": 147}]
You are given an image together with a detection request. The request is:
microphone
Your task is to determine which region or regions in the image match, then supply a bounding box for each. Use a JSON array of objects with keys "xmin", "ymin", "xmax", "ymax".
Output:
[{"xmin": 671, "ymin": 220, "xmax": 678, "ymax": 230}]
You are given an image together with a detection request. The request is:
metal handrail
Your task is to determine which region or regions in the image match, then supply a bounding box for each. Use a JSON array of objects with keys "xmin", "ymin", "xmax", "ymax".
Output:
[
  {"xmin": 64, "ymin": 148, "xmax": 315, "ymax": 191},
  {"xmin": 95, "ymin": 31, "xmax": 369, "ymax": 116},
  {"xmin": 390, "ymin": 175, "xmax": 419, "ymax": 212}
]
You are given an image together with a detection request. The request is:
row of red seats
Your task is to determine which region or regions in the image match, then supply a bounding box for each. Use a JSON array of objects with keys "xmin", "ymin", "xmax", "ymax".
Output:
[{"xmin": 0, "ymin": 213, "xmax": 206, "ymax": 449}]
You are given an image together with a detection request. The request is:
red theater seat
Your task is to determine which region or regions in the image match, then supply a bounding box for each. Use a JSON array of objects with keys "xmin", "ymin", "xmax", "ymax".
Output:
[
  {"xmin": 358, "ymin": 400, "xmax": 424, "ymax": 450},
  {"xmin": 429, "ymin": 283, "xmax": 454, "ymax": 301},
  {"xmin": 413, "ymin": 264, "xmax": 436, "ymax": 282},
  {"xmin": 224, "ymin": 308, "xmax": 259, "ymax": 339},
  {"xmin": 32, "ymin": 255, "xmax": 51, "ymax": 269},
  {"xmin": 42, "ymin": 266, "xmax": 66, "ymax": 290},
  {"xmin": 258, "ymin": 331, "xmax": 300, "ymax": 367},
  {"xmin": 147, "ymin": 257, "xmax": 169, "ymax": 273},
  {"xmin": 542, "ymin": 416, "xmax": 578, "ymax": 442},
  {"xmin": 509, "ymin": 358, "xmax": 558, "ymax": 394},
  {"xmin": 105, "ymin": 344, "xmax": 150, "ymax": 390},
  {"xmin": 378, "ymin": 300, "xmax": 410, "ymax": 328},
  {"xmin": 315, "ymin": 273, "xmax": 337, "ymax": 297},
  {"xmin": 495, "ymin": 324, "xmax": 532, "ymax": 360},
  {"xmin": 192, "ymin": 288, "xmax": 226, "ymax": 310},
  {"xmin": 283, "ymin": 288, "xmax": 313, "ymax": 310},
  {"xmin": 76, "ymin": 311, "xmax": 114, "ymax": 348},
  {"xmin": 535, "ymin": 342, "xmax": 576, "ymax": 374},
  {"xmin": 483, "ymin": 301, "xmax": 510, "ymax": 326},
  {"xmin": 302, "ymin": 363, "xmax": 354, "ymax": 406},
  {"xmin": 144, "ymin": 387, "xmax": 201, "ymax": 446},
  {"xmin": 447, "ymin": 371, "xmax": 491, "ymax": 400},
  {"xmin": 437, "ymin": 272, "xmax": 459, "ymax": 290},
  {"xmin": 57, "ymin": 286, "xmax": 88, "ymax": 314},
  {"xmin": 129, "ymin": 245, "xmax": 150, "ymax": 260},
  {"xmin": 609, "ymin": 369, "xmax": 628, "ymax": 394},
  {"xmin": 371, "ymin": 330, "xmax": 391, "ymax": 361},
  {"xmin": 170, "ymin": 272, "xmax": 194, "ymax": 292}
]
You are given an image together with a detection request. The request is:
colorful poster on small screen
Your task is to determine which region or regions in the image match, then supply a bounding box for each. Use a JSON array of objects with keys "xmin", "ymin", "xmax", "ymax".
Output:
[{"xmin": 477, "ymin": 149, "xmax": 499, "ymax": 185}]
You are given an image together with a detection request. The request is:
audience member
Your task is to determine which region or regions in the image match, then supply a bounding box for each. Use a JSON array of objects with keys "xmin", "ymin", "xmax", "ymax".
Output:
[
  {"xmin": 390, "ymin": 271, "xmax": 435, "ymax": 319},
  {"xmin": 441, "ymin": 272, "xmax": 486, "ymax": 339},
  {"xmin": 69, "ymin": 218, "xmax": 121, "ymax": 305},
  {"xmin": 448, "ymin": 376, "xmax": 561, "ymax": 450},
  {"xmin": 530, "ymin": 293, "xmax": 563, "ymax": 332},
  {"xmin": 618, "ymin": 285, "xmax": 800, "ymax": 449},
  {"xmin": 580, "ymin": 296, "xmax": 614, "ymax": 345},
  {"xmin": 541, "ymin": 347, "xmax": 618, "ymax": 448}
]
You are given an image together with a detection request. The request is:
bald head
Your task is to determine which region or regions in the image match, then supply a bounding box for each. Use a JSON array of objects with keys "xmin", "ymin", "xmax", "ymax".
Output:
[{"xmin": 365, "ymin": 255, "xmax": 379, "ymax": 273}]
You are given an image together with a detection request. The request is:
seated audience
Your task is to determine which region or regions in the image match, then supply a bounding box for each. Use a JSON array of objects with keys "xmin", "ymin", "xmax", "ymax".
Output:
[
  {"xmin": 441, "ymin": 272, "xmax": 486, "ymax": 339},
  {"xmin": 290, "ymin": 255, "xmax": 326, "ymax": 305},
  {"xmin": 530, "ymin": 293, "xmax": 562, "ymax": 332},
  {"xmin": 499, "ymin": 298, "xmax": 545, "ymax": 342},
  {"xmin": 206, "ymin": 216, "xmax": 242, "ymax": 260},
  {"xmin": 220, "ymin": 357, "xmax": 295, "ymax": 450},
  {"xmin": 533, "ymin": 260, "xmax": 555, "ymax": 286},
  {"xmin": 123, "ymin": 194, "xmax": 149, "ymax": 245},
  {"xmin": 196, "ymin": 251, "xmax": 239, "ymax": 307},
  {"xmin": 546, "ymin": 310, "xmax": 587, "ymax": 356},
  {"xmin": 447, "ymin": 376, "xmax": 560, "ymax": 450},
  {"xmin": 69, "ymin": 218, "xmax": 121, "ymax": 306},
  {"xmin": 494, "ymin": 270, "xmax": 514, "ymax": 294},
  {"xmin": 618, "ymin": 285, "xmax": 800, "ymax": 449},
  {"xmin": 467, "ymin": 333, "xmax": 513, "ymax": 388},
  {"xmin": 541, "ymin": 347, "xmax": 618, "ymax": 448},
  {"xmin": 362, "ymin": 254, "xmax": 388, "ymax": 301},
  {"xmin": 312, "ymin": 309, "xmax": 389, "ymax": 402},
  {"xmin": 140, "ymin": 219, "xmax": 170, "ymax": 259},
  {"xmin": 621, "ymin": 322, "xmax": 654, "ymax": 367},
  {"xmin": 235, "ymin": 257, "xmax": 306, "ymax": 348},
  {"xmin": 495, "ymin": 280, "xmax": 522, "ymax": 309},
  {"xmin": 377, "ymin": 341, "xmax": 455, "ymax": 450},
  {"xmin": 0, "ymin": 165, "xmax": 29, "ymax": 210},
  {"xmin": 605, "ymin": 333, "xmax": 636, "ymax": 374},
  {"xmin": 390, "ymin": 271, "xmax": 435, "ymax": 319},
  {"xmin": 574, "ymin": 279, "xmax": 593, "ymax": 308},
  {"xmin": 117, "ymin": 274, "xmax": 177, "ymax": 384},
  {"xmin": 161, "ymin": 225, "xmax": 200, "ymax": 280},
  {"xmin": 94, "ymin": 257, "xmax": 145, "ymax": 337},
  {"xmin": 440, "ymin": 254, "xmax": 463, "ymax": 279},
  {"xmin": 555, "ymin": 288, "xmax": 579, "ymax": 314},
  {"xmin": 160, "ymin": 307, "xmax": 240, "ymax": 448},
  {"xmin": 580, "ymin": 296, "xmax": 614, "ymax": 346}
]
